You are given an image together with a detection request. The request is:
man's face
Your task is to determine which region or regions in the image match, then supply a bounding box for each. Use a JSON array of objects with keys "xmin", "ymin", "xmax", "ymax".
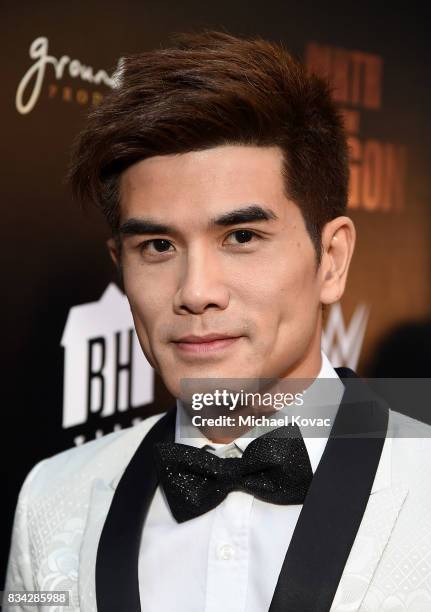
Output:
[{"xmin": 117, "ymin": 145, "xmax": 324, "ymax": 399}]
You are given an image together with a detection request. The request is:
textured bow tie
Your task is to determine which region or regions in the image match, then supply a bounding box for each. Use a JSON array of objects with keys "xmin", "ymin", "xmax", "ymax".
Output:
[{"xmin": 153, "ymin": 425, "xmax": 313, "ymax": 523}]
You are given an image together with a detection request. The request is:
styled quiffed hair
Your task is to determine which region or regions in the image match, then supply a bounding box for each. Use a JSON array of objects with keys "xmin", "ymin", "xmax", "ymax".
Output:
[{"xmin": 69, "ymin": 29, "xmax": 349, "ymax": 261}]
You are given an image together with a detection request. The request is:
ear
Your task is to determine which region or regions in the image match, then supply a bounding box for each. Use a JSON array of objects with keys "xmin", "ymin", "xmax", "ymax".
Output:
[
  {"xmin": 107, "ymin": 237, "xmax": 120, "ymax": 267},
  {"xmin": 107, "ymin": 237, "xmax": 125, "ymax": 292},
  {"xmin": 319, "ymin": 216, "xmax": 356, "ymax": 305}
]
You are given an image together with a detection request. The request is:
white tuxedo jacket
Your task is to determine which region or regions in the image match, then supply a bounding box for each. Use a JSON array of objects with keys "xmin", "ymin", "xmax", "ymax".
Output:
[{"xmin": 4, "ymin": 408, "xmax": 431, "ymax": 611}]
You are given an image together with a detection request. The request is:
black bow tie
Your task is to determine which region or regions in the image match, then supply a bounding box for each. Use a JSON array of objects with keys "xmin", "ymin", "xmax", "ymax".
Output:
[{"xmin": 153, "ymin": 425, "xmax": 313, "ymax": 523}]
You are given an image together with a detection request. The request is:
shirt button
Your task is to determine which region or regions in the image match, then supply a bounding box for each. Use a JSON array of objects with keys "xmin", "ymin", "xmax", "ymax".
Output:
[{"xmin": 218, "ymin": 543, "xmax": 235, "ymax": 560}]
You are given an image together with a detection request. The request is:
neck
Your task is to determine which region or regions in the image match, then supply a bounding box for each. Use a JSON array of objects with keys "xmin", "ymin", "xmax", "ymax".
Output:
[{"xmin": 191, "ymin": 347, "xmax": 324, "ymax": 445}]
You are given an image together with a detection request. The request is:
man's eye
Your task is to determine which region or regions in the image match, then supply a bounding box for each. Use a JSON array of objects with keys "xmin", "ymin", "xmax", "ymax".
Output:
[
  {"xmin": 225, "ymin": 230, "xmax": 259, "ymax": 245},
  {"xmin": 140, "ymin": 239, "xmax": 173, "ymax": 253}
]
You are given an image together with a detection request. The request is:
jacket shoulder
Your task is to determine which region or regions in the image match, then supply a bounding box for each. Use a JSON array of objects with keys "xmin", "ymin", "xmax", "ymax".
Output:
[
  {"xmin": 388, "ymin": 408, "xmax": 431, "ymax": 437},
  {"xmin": 387, "ymin": 409, "xmax": 431, "ymax": 482},
  {"xmin": 24, "ymin": 412, "xmax": 167, "ymax": 497}
]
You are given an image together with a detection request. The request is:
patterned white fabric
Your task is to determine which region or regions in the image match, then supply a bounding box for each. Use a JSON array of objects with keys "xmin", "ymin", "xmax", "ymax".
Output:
[{"xmin": 4, "ymin": 407, "xmax": 431, "ymax": 611}]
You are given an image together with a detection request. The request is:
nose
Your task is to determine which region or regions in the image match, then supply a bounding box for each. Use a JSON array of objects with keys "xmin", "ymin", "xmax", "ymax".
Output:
[{"xmin": 173, "ymin": 245, "xmax": 230, "ymax": 315}]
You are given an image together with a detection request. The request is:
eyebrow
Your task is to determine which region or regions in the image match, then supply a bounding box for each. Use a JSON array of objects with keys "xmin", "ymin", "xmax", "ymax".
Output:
[
  {"xmin": 210, "ymin": 205, "xmax": 277, "ymax": 226},
  {"xmin": 119, "ymin": 204, "xmax": 278, "ymax": 236}
]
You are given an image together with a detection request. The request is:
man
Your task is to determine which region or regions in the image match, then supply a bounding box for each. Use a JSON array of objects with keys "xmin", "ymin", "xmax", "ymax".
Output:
[{"xmin": 5, "ymin": 30, "xmax": 431, "ymax": 611}]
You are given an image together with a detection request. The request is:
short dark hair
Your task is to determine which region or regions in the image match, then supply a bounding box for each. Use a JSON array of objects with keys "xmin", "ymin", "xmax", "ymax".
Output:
[{"xmin": 69, "ymin": 29, "xmax": 349, "ymax": 261}]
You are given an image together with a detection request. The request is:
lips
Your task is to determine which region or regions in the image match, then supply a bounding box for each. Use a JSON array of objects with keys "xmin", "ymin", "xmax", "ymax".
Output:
[
  {"xmin": 172, "ymin": 333, "xmax": 242, "ymax": 354},
  {"xmin": 175, "ymin": 334, "xmax": 238, "ymax": 343}
]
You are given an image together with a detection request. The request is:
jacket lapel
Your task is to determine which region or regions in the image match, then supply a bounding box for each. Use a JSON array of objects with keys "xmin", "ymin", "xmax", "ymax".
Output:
[
  {"xmin": 331, "ymin": 431, "xmax": 408, "ymax": 610},
  {"xmin": 78, "ymin": 417, "xmax": 170, "ymax": 612},
  {"xmin": 79, "ymin": 479, "xmax": 116, "ymax": 612},
  {"xmin": 95, "ymin": 408, "xmax": 176, "ymax": 612},
  {"xmin": 269, "ymin": 369, "xmax": 389, "ymax": 612}
]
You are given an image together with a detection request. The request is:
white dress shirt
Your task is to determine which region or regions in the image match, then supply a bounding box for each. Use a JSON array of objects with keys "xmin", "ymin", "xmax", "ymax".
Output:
[{"xmin": 138, "ymin": 351, "xmax": 344, "ymax": 612}]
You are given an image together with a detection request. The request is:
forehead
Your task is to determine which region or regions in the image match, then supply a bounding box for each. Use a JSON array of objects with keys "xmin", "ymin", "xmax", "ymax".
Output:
[{"xmin": 119, "ymin": 145, "xmax": 291, "ymax": 224}]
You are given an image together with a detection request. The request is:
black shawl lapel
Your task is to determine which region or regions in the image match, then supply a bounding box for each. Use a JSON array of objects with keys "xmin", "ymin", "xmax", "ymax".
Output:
[
  {"xmin": 268, "ymin": 368, "xmax": 389, "ymax": 612},
  {"xmin": 96, "ymin": 408, "xmax": 176, "ymax": 612}
]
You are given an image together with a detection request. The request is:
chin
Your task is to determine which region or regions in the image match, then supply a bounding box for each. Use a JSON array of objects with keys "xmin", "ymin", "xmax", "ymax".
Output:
[{"xmin": 167, "ymin": 365, "xmax": 262, "ymax": 399}]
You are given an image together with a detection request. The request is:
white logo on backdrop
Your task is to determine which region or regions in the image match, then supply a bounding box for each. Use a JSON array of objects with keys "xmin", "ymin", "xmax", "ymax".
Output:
[
  {"xmin": 322, "ymin": 302, "xmax": 369, "ymax": 370},
  {"xmin": 61, "ymin": 284, "xmax": 154, "ymax": 429},
  {"xmin": 16, "ymin": 36, "xmax": 118, "ymax": 115}
]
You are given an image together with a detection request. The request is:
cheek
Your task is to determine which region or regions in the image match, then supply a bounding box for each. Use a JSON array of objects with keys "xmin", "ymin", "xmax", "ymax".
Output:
[
  {"xmin": 123, "ymin": 264, "xmax": 169, "ymax": 317},
  {"xmin": 279, "ymin": 263, "xmax": 319, "ymax": 306},
  {"xmin": 238, "ymin": 252, "xmax": 317, "ymax": 321},
  {"xmin": 123, "ymin": 282, "xmax": 163, "ymax": 352},
  {"xmin": 126, "ymin": 291, "xmax": 167, "ymax": 372}
]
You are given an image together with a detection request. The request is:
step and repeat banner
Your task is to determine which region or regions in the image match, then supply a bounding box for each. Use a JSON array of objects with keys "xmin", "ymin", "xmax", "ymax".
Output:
[{"xmin": 2, "ymin": 1, "xmax": 430, "ymax": 584}]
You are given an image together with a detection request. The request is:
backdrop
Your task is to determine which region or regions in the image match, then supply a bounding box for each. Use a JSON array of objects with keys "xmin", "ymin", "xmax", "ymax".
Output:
[{"xmin": 2, "ymin": 0, "xmax": 430, "ymax": 585}]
